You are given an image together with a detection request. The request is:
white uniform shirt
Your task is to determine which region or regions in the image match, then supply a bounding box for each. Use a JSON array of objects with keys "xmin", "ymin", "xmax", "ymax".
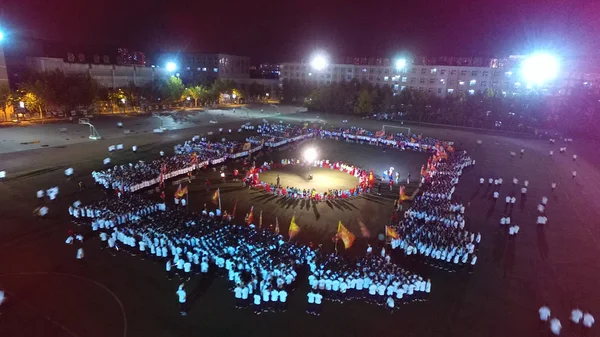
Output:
[
  {"xmin": 539, "ymin": 306, "xmax": 551, "ymax": 321},
  {"xmin": 176, "ymin": 289, "xmax": 186, "ymax": 303},
  {"xmin": 571, "ymin": 309, "xmax": 583, "ymax": 324},
  {"xmin": 550, "ymin": 318, "xmax": 561, "ymax": 335},
  {"xmin": 583, "ymin": 313, "xmax": 595, "ymax": 328}
]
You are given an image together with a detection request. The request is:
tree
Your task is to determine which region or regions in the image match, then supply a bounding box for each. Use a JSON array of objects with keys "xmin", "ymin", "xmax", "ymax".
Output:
[
  {"xmin": 183, "ymin": 85, "xmax": 207, "ymax": 107},
  {"xmin": 161, "ymin": 76, "xmax": 185, "ymax": 103},
  {"xmin": 354, "ymin": 89, "xmax": 374, "ymax": 115},
  {"xmin": 0, "ymin": 86, "xmax": 16, "ymax": 121}
]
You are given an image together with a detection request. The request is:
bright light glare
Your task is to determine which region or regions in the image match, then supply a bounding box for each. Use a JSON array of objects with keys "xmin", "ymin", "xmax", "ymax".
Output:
[
  {"xmin": 310, "ymin": 54, "xmax": 328, "ymax": 70},
  {"xmin": 521, "ymin": 54, "xmax": 559, "ymax": 86},
  {"xmin": 166, "ymin": 62, "xmax": 177, "ymax": 72},
  {"xmin": 395, "ymin": 58, "xmax": 407, "ymax": 70},
  {"xmin": 0, "ymin": 31, "xmax": 4, "ymax": 41},
  {"xmin": 303, "ymin": 147, "xmax": 317, "ymax": 162}
]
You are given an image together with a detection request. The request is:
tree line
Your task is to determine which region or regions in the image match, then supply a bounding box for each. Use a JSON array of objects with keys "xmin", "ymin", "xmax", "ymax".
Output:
[
  {"xmin": 281, "ymin": 78, "xmax": 600, "ymax": 136},
  {"xmin": 0, "ymin": 70, "xmax": 275, "ymax": 120}
]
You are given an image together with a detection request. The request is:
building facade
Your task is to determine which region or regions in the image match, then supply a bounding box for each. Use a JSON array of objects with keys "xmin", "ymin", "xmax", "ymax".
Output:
[
  {"xmin": 280, "ymin": 56, "xmax": 600, "ymax": 96},
  {"xmin": 27, "ymin": 57, "xmax": 168, "ymax": 88},
  {"xmin": 0, "ymin": 45, "xmax": 9, "ymax": 88},
  {"xmin": 157, "ymin": 53, "xmax": 250, "ymax": 84}
]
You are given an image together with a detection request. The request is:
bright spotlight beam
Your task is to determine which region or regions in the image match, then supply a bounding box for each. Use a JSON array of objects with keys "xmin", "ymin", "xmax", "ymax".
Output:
[
  {"xmin": 310, "ymin": 54, "xmax": 328, "ymax": 71},
  {"xmin": 521, "ymin": 54, "xmax": 559, "ymax": 86},
  {"xmin": 395, "ymin": 58, "xmax": 407, "ymax": 70},
  {"xmin": 166, "ymin": 62, "xmax": 177, "ymax": 72},
  {"xmin": 303, "ymin": 147, "xmax": 318, "ymax": 162}
]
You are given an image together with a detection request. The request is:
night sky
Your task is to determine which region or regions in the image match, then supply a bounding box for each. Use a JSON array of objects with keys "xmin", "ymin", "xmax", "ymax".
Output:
[{"xmin": 1, "ymin": 0, "xmax": 598, "ymax": 63}]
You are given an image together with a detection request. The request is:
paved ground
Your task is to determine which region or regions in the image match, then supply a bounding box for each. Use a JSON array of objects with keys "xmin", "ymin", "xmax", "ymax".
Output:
[{"xmin": 1, "ymin": 110, "xmax": 600, "ymax": 337}]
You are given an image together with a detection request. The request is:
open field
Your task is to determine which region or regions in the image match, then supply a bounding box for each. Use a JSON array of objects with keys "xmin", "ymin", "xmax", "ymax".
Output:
[{"xmin": 1, "ymin": 110, "xmax": 600, "ymax": 337}]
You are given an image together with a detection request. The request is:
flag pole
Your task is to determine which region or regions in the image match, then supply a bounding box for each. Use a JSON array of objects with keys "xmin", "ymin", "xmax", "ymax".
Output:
[{"xmin": 218, "ymin": 187, "xmax": 222, "ymax": 211}]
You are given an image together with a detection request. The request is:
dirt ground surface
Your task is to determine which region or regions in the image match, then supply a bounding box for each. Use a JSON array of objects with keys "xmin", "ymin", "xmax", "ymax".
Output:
[{"xmin": 1, "ymin": 109, "xmax": 599, "ymax": 337}]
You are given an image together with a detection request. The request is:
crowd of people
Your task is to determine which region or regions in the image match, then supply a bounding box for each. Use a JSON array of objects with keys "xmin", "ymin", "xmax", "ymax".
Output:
[
  {"xmin": 75, "ymin": 202, "xmax": 425, "ymax": 316},
  {"xmin": 247, "ymin": 159, "xmax": 373, "ymax": 201},
  {"xmin": 388, "ymin": 149, "xmax": 479, "ymax": 268}
]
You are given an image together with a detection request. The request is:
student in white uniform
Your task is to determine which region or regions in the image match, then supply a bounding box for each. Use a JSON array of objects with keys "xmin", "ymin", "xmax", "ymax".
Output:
[
  {"xmin": 253, "ymin": 293, "xmax": 262, "ymax": 314},
  {"xmin": 279, "ymin": 289, "xmax": 288, "ymax": 311},
  {"xmin": 76, "ymin": 248, "xmax": 85, "ymax": 260},
  {"xmin": 539, "ymin": 306, "xmax": 551, "ymax": 321},
  {"xmin": 307, "ymin": 290, "xmax": 315, "ymax": 315},
  {"xmin": 583, "ymin": 312, "xmax": 595, "ymax": 328},
  {"xmin": 176, "ymin": 284, "xmax": 187, "ymax": 316},
  {"xmin": 549, "ymin": 317, "xmax": 562, "ymax": 335},
  {"xmin": 570, "ymin": 308, "xmax": 583, "ymax": 324},
  {"xmin": 386, "ymin": 296, "xmax": 395, "ymax": 313},
  {"xmin": 313, "ymin": 291, "xmax": 323, "ymax": 316}
]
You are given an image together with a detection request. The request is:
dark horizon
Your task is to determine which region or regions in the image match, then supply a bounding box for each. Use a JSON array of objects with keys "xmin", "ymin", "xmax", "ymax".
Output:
[{"xmin": 1, "ymin": 0, "xmax": 599, "ymax": 64}]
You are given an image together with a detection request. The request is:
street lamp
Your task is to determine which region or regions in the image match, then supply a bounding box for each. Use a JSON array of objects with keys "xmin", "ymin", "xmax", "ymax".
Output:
[
  {"xmin": 521, "ymin": 53, "xmax": 559, "ymax": 87},
  {"xmin": 310, "ymin": 53, "xmax": 329, "ymax": 71},
  {"xmin": 166, "ymin": 62, "xmax": 177, "ymax": 72}
]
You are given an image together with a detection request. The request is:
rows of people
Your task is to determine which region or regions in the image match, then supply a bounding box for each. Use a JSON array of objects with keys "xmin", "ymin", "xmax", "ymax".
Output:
[{"xmin": 389, "ymin": 150, "xmax": 479, "ymax": 268}]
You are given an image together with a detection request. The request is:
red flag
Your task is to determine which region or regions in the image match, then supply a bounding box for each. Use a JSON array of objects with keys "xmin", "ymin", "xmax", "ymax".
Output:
[{"xmin": 232, "ymin": 199, "xmax": 238, "ymax": 218}]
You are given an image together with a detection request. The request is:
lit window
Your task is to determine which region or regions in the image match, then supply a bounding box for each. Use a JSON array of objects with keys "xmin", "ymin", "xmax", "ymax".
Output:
[
  {"xmin": 431, "ymin": 68, "xmax": 437, "ymax": 74},
  {"xmin": 470, "ymin": 80, "xmax": 477, "ymax": 86},
  {"xmin": 202, "ymin": 67, "xmax": 207, "ymax": 71},
  {"xmin": 197, "ymin": 67, "xmax": 201, "ymax": 71},
  {"xmin": 393, "ymin": 84, "xmax": 399, "ymax": 89},
  {"xmin": 468, "ymin": 89, "xmax": 475, "ymax": 94},
  {"xmin": 384, "ymin": 76, "xmax": 389, "ymax": 81},
  {"xmin": 308, "ymin": 72, "xmax": 312, "ymax": 76},
  {"xmin": 401, "ymin": 86, "xmax": 406, "ymax": 91},
  {"xmin": 362, "ymin": 68, "xmax": 367, "ymax": 73},
  {"xmin": 401, "ymin": 76, "xmax": 407, "ymax": 82},
  {"xmin": 213, "ymin": 68, "xmax": 218, "ymax": 72},
  {"xmin": 447, "ymin": 89, "xmax": 454, "ymax": 93},
  {"xmin": 505, "ymin": 71, "xmax": 512, "ymax": 76},
  {"xmin": 439, "ymin": 79, "xmax": 445, "ymax": 83},
  {"xmin": 459, "ymin": 81, "xmax": 465, "ymax": 85}
]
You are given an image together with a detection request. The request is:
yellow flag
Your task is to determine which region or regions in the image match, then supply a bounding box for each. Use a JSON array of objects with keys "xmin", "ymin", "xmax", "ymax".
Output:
[
  {"xmin": 337, "ymin": 221, "xmax": 356, "ymax": 249},
  {"xmin": 288, "ymin": 215, "xmax": 300, "ymax": 239},
  {"xmin": 386, "ymin": 225, "xmax": 399, "ymax": 240}
]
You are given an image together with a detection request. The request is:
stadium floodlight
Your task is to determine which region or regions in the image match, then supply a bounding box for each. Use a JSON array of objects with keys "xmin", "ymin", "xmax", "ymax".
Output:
[
  {"xmin": 303, "ymin": 147, "xmax": 318, "ymax": 162},
  {"xmin": 310, "ymin": 53, "xmax": 329, "ymax": 71},
  {"xmin": 520, "ymin": 53, "xmax": 559, "ymax": 87},
  {"xmin": 166, "ymin": 62, "xmax": 177, "ymax": 72},
  {"xmin": 395, "ymin": 58, "xmax": 407, "ymax": 70}
]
